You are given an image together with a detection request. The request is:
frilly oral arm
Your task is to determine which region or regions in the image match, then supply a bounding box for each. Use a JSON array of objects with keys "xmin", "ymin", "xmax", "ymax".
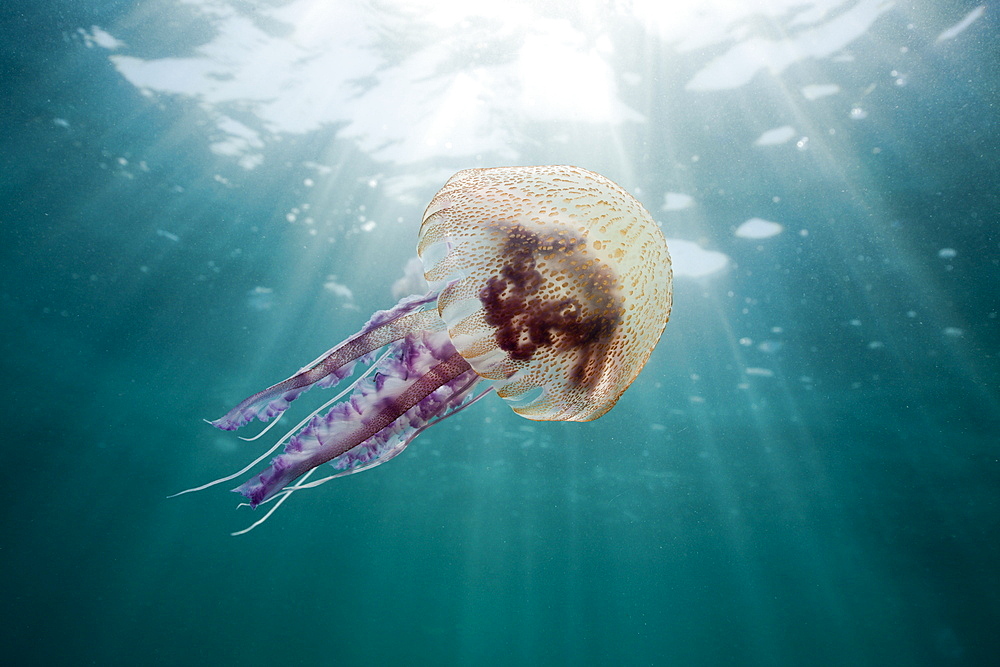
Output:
[
  {"xmin": 209, "ymin": 292, "xmax": 444, "ymax": 431},
  {"xmin": 233, "ymin": 350, "xmax": 472, "ymax": 507}
]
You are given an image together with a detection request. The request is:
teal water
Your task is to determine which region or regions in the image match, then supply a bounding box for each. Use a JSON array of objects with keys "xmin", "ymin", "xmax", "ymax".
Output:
[{"xmin": 2, "ymin": 1, "xmax": 997, "ymax": 665}]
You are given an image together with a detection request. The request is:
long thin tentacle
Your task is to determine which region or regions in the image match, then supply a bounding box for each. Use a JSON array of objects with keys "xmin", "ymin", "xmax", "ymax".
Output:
[{"xmin": 229, "ymin": 468, "xmax": 317, "ymax": 536}]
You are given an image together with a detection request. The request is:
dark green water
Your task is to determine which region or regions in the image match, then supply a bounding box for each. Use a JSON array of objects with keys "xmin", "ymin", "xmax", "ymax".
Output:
[{"xmin": 2, "ymin": 1, "xmax": 997, "ymax": 665}]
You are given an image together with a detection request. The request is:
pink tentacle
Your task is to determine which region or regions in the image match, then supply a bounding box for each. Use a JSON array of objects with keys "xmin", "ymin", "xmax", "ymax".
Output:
[
  {"xmin": 234, "ymin": 350, "xmax": 474, "ymax": 507},
  {"xmin": 211, "ymin": 293, "xmax": 444, "ymax": 431}
]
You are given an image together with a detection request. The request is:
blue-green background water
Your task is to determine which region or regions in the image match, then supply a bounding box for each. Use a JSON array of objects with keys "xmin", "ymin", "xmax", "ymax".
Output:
[{"xmin": 2, "ymin": 1, "xmax": 998, "ymax": 665}]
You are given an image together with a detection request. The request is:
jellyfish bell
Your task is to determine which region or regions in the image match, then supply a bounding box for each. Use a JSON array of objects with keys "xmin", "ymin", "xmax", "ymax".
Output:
[
  {"xmin": 419, "ymin": 165, "xmax": 672, "ymax": 421},
  {"xmin": 184, "ymin": 166, "xmax": 672, "ymax": 533}
]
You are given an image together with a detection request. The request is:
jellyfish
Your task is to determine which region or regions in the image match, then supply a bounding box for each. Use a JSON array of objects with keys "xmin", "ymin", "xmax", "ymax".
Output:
[{"xmin": 185, "ymin": 166, "xmax": 672, "ymax": 532}]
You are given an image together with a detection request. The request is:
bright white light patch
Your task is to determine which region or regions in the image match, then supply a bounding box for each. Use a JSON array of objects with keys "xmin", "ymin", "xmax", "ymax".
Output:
[
  {"xmin": 81, "ymin": 26, "xmax": 124, "ymax": 50},
  {"xmin": 665, "ymin": 238, "xmax": 729, "ymax": 278},
  {"xmin": 754, "ymin": 126, "xmax": 796, "ymax": 146},
  {"xmin": 662, "ymin": 192, "xmax": 694, "ymax": 211},
  {"xmin": 936, "ymin": 5, "xmax": 985, "ymax": 42},
  {"xmin": 323, "ymin": 278, "xmax": 355, "ymax": 304},
  {"xmin": 801, "ymin": 83, "xmax": 840, "ymax": 100},
  {"xmin": 736, "ymin": 218, "xmax": 784, "ymax": 239},
  {"xmin": 517, "ymin": 27, "xmax": 641, "ymax": 123},
  {"xmin": 686, "ymin": 0, "xmax": 893, "ymax": 91},
  {"xmin": 101, "ymin": 1, "xmax": 640, "ymax": 169}
]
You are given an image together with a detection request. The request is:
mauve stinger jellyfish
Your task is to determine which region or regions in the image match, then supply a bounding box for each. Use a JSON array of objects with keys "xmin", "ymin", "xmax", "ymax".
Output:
[{"xmin": 180, "ymin": 166, "xmax": 672, "ymax": 533}]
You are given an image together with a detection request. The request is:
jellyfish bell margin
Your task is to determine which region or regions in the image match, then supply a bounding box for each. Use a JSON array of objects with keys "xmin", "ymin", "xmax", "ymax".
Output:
[{"xmin": 180, "ymin": 165, "xmax": 673, "ymax": 534}]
